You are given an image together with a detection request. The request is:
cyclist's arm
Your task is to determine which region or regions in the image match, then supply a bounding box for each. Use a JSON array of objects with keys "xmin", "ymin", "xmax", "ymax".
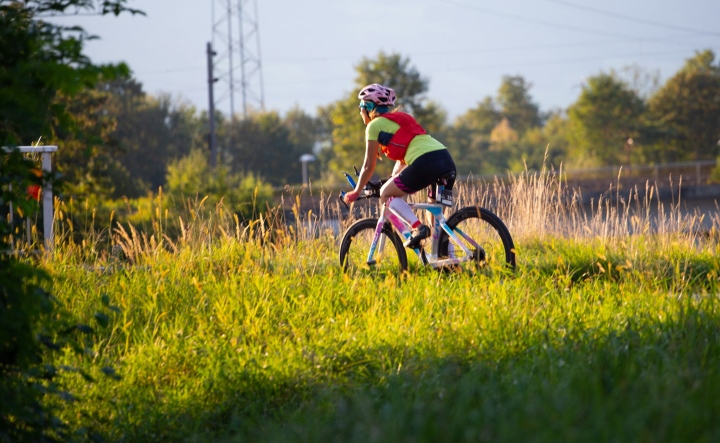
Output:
[{"xmin": 353, "ymin": 139, "xmax": 379, "ymax": 193}]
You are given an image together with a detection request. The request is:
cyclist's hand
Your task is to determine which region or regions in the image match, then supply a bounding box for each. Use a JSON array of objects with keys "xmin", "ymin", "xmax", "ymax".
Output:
[{"xmin": 343, "ymin": 190, "xmax": 360, "ymax": 204}]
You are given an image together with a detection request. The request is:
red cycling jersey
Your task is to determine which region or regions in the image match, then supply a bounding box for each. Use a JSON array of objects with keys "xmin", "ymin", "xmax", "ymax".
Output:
[{"xmin": 376, "ymin": 112, "xmax": 427, "ymax": 161}]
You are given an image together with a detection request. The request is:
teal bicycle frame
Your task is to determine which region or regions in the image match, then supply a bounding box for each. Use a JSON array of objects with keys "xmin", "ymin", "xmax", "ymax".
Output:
[{"xmin": 368, "ymin": 200, "xmax": 481, "ymax": 269}]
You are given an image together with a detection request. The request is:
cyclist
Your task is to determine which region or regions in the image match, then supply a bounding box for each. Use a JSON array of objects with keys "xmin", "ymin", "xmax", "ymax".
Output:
[{"xmin": 343, "ymin": 83, "xmax": 457, "ymax": 249}]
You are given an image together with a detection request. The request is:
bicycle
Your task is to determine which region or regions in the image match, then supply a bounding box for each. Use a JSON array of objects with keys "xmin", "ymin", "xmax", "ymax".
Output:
[{"xmin": 338, "ymin": 168, "xmax": 516, "ymax": 274}]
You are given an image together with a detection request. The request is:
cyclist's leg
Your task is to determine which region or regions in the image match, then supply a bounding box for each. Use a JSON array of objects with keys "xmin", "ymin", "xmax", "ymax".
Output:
[
  {"xmin": 394, "ymin": 150, "xmax": 456, "ymax": 247},
  {"xmin": 379, "ymin": 179, "xmax": 407, "ymax": 204},
  {"xmin": 381, "ymin": 181, "xmax": 419, "ymax": 228},
  {"xmin": 382, "ymin": 176, "xmax": 429, "ymax": 248}
]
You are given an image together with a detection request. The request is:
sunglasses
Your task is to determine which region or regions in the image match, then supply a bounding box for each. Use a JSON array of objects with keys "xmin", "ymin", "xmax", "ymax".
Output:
[{"xmin": 358, "ymin": 101, "xmax": 376, "ymax": 112}]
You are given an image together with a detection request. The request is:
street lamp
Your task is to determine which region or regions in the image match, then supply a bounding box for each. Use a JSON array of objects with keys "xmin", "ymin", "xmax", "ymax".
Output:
[{"xmin": 299, "ymin": 154, "xmax": 316, "ymax": 186}]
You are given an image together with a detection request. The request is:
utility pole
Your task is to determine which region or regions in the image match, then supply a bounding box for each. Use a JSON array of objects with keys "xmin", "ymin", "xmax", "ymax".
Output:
[{"xmin": 206, "ymin": 42, "xmax": 218, "ymax": 168}]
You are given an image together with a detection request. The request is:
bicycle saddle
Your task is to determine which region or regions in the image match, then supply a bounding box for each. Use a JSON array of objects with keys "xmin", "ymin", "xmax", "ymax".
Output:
[{"xmin": 436, "ymin": 170, "xmax": 456, "ymax": 189}]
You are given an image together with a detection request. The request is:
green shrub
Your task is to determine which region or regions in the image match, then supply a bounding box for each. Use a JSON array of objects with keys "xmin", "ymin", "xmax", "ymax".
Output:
[{"xmin": 166, "ymin": 149, "xmax": 274, "ymax": 221}]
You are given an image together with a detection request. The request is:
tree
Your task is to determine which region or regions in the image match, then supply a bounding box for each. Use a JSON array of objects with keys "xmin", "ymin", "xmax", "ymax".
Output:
[
  {"xmin": 497, "ymin": 75, "xmax": 542, "ymax": 136},
  {"xmin": 324, "ymin": 51, "xmax": 446, "ymax": 178},
  {"xmin": 487, "ymin": 117, "xmax": 519, "ymax": 173},
  {"xmin": 355, "ymin": 52, "xmax": 430, "ymax": 118},
  {"xmin": 512, "ymin": 111, "xmax": 571, "ymax": 172},
  {"xmin": 448, "ymin": 97, "xmax": 500, "ymax": 175},
  {"xmin": 0, "ymin": 0, "xmax": 142, "ymax": 146},
  {"xmin": 323, "ymin": 96, "xmax": 369, "ymax": 178},
  {"xmin": 1, "ymin": 1, "xmax": 145, "ymax": 206},
  {"xmin": 455, "ymin": 96, "xmax": 501, "ymax": 135},
  {"xmin": 448, "ymin": 76, "xmax": 543, "ymax": 176},
  {"xmin": 417, "ymin": 100, "xmax": 448, "ymax": 139},
  {"xmin": 223, "ymin": 111, "xmax": 303, "ymax": 186},
  {"xmin": 567, "ymin": 72, "xmax": 645, "ymax": 167},
  {"xmin": 283, "ymin": 106, "xmax": 323, "ymax": 184},
  {"xmin": 165, "ymin": 149, "xmax": 274, "ymax": 221},
  {"xmin": 647, "ymin": 50, "xmax": 720, "ymax": 162},
  {"xmin": 619, "ymin": 64, "xmax": 661, "ymax": 101},
  {"xmin": 284, "ymin": 106, "xmax": 320, "ymax": 153},
  {"xmin": 103, "ymin": 78, "xmax": 202, "ymax": 196}
]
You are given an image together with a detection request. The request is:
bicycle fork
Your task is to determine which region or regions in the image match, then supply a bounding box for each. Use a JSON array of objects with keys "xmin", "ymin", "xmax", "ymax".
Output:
[
  {"xmin": 365, "ymin": 213, "xmax": 386, "ymax": 265},
  {"xmin": 366, "ymin": 206, "xmax": 414, "ymax": 265}
]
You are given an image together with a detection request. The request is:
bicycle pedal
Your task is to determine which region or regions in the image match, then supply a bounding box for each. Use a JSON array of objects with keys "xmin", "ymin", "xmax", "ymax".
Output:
[{"xmin": 403, "ymin": 224, "xmax": 430, "ymax": 249}]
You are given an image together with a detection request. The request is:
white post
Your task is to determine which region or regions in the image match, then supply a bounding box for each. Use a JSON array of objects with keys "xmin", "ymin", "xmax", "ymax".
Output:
[
  {"xmin": 7, "ymin": 146, "xmax": 59, "ymax": 249},
  {"xmin": 40, "ymin": 148, "xmax": 55, "ymax": 249}
]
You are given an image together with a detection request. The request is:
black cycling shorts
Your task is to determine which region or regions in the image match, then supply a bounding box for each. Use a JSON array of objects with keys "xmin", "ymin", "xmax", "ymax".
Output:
[{"xmin": 394, "ymin": 149, "xmax": 456, "ymax": 194}]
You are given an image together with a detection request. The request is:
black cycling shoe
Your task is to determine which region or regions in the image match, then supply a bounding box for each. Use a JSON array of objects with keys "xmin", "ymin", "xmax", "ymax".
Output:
[{"xmin": 404, "ymin": 224, "xmax": 430, "ymax": 249}]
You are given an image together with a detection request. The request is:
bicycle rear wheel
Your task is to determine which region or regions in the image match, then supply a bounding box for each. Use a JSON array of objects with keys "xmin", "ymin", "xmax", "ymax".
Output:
[
  {"xmin": 439, "ymin": 206, "xmax": 516, "ymax": 271},
  {"xmin": 339, "ymin": 217, "xmax": 408, "ymax": 273}
]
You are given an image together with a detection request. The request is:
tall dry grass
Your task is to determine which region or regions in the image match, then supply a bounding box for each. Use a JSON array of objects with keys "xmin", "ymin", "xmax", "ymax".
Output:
[
  {"xmin": 450, "ymin": 165, "xmax": 718, "ymax": 255},
  {"xmin": 35, "ymin": 163, "xmax": 717, "ymax": 268}
]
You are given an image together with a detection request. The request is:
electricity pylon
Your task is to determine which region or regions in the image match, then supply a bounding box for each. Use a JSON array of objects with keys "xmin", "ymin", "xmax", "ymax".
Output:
[{"xmin": 211, "ymin": 0, "xmax": 265, "ymax": 119}]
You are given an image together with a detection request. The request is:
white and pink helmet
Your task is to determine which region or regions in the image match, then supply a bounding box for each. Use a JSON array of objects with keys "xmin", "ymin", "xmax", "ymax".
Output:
[{"xmin": 358, "ymin": 84, "xmax": 396, "ymax": 107}]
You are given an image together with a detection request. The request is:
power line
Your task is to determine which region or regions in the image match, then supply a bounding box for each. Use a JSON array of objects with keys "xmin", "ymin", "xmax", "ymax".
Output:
[
  {"xmin": 240, "ymin": 48, "xmax": 698, "ymax": 89},
  {"xmin": 541, "ymin": 0, "xmax": 720, "ymax": 37},
  {"xmin": 433, "ymin": 0, "xmax": 645, "ymax": 41},
  {"xmin": 406, "ymin": 38, "xmax": 704, "ymax": 61},
  {"xmin": 139, "ymin": 65, "xmax": 205, "ymax": 75},
  {"xmin": 136, "ymin": 40, "xmax": 632, "ymax": 79},
  {"xmin": 141, "ymin": 44, "xmax": 716, "ymax": 93},
  {"xmin": 133, "ymin": 31, "xmax": 711, "ymax": 79},
  {"xmin": 261, "ymin": 36, "xmax": 702, "ymax": 65},
  {"xmin": 264, "ymin": 41, "xmax": 622, "ymax": 64},
  {"xmin": 434, "ymin": 48, "xmax": 694, "ymax": 74}
]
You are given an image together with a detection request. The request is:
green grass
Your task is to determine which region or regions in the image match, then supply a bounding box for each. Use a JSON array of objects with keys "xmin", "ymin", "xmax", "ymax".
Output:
[
  {"xmin": 31, "ymin": 170, "xmax": 720, "ymax": 442},
  {"xmin": 41, "ymin": 230, "xmax": 720, "ymax": 442}
]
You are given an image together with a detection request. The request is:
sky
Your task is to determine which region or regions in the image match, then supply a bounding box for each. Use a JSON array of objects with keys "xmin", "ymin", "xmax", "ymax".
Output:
[{"xmin": 47, "ymin": 0, "xmax": 720, "ymax": 121}]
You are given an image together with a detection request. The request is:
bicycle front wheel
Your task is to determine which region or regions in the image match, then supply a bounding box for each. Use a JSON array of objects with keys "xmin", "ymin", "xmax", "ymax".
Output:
[
  {"xmin": 339, "ymin": 217, "xmax": 408, "ymax": 274},
  {"xmin": 439, "ymin": 206, "xmax": 516, "ymax": 271}
]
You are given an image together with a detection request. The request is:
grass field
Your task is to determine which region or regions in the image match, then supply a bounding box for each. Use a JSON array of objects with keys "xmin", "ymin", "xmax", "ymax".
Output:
[{"xmin": 40, "ymin": 170, "xmax": 720, "ymax": 442}]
